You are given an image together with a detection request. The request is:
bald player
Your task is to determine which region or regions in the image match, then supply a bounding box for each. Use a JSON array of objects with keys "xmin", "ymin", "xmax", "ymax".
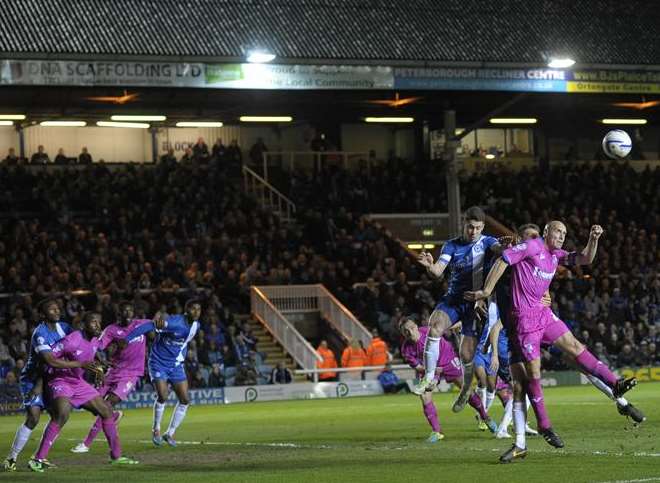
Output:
[{"xmin": 466, "ymin": 221, "xmax": 637, "ymax": 462}]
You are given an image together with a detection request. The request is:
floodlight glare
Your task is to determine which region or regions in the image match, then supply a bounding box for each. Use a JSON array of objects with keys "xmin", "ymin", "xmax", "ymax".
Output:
[
  {"xmin": 240, "ymin": 116, "xmax": 292, "ymax": 122},
  {"xmin": 111, "ymin": 115, "xmax": 166, "ymax": 121},
  {"xmin": 364, "ymin": 117, "xmax": 414, "ymax": 123},
  {"xmin": 97, "ymin": 121, "xmax": 150, "ymax": 129},
  {"xmin": 40, "ymin": 121, "xmax": 87, "ymax": 127},
  {"xmin": 247, "ymin": 51, "xmax": 276, "ymax": 63},
  {"xmin": 601, "ymin": 119, "xmax": 647, "ymax": 125},
  {"xmin": 490, "ymin": 118, "xmax": 538, "ymax": 124},
  {"xmin": 548, "ymin": 58, "xmax": 576, "ymax": 68},
  {"xmin": 176, "ymin": 122, "xmax": 224, "ymax": 127}
]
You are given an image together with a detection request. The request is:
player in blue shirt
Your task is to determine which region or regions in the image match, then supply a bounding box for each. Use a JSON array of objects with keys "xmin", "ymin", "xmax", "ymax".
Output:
[
  {"xmin": 3, "ymin": 298, "xmax": 85, "ymax": 472},
  {"xmin": 472, "ymin": 300, "xmax": 517, "ymax": 436},
  {"xmin": 415, "ymin": 206, "xmax": 504, "ymax": 412},
  {"xmin": 126, "ymin": 299, "xmax": 201, "ymax": 448},
  {"xmin": 474, "ymin": 301, "xmax": 510, "ymax": 400}
]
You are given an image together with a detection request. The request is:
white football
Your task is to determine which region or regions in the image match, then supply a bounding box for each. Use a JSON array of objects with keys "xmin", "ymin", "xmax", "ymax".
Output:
[{"xmin": 602, "ymin": 130, "xmax": 632, "ymax": 159}]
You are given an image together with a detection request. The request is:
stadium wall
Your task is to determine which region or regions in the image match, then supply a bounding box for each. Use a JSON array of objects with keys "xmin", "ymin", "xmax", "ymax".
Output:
[
  {"xmin": 24, "ymin": 125, "xmax": 152, "ymax": 162},
  {"xmin": 0, "ymin": 126, "xmax": 19, "ymax": 153},
  {"xmin": 341, "ymin": 124, "xmax": 415, "ymax": 160}
]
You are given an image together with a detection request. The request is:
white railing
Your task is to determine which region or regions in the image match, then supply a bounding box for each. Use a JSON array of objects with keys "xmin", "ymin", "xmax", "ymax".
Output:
[
  {"xmin": 262, "ymin": 150, "xmax": 371, "ymax": 181},
  {"xmin": 316, "ymin": 285, "xmax": 372, "ymax": 347},
  {"xmin": 256, "ymin": 285, "xmax": 319, "ymax": 312},
  {"xmin": 242, "ymin": 165, "xmax": 296, "ymax": 223},
  {"xmin": 256, "ymin": 284, "xmax": 372, "ymax": 347},
  {"xmin": 250, "ymin": 286, "xmax": 322, "ymax": 371}
]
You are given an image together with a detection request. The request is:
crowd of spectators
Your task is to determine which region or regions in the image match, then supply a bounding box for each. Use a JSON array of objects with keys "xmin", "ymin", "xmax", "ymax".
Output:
[{"xmin": 0, "ymin": 155, "xmax": 658, "ymax": 391}]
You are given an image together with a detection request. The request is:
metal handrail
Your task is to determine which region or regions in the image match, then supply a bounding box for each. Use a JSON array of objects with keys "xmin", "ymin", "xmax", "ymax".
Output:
[
  {"xmin": 255, "ymin": 284, "xmax": 372, "ymax": 347},
  {"xmin": 242, "ymin": 165, "xmax": 296, "ymax": 223},
  {"xmin": 315, "ymin": 284, "xmax": 372, "ymax": 347},
  {"xmin": 250, "ymin": 286, "xmax": 322, "ymax": 371}
]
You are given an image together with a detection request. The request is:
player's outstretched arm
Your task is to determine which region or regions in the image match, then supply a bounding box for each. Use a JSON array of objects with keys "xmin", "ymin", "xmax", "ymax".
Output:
[
  {"xmin": 41, "ymin": 351, "xmax": 85, "ymax": 369},
  {"xmin": 487, "ymin": 321, "xmax": 502, "ymax": 374},
  {"xmin": 125, "ymin": 313, "xmax": 168, "ymax": 341},
  {"xmin": 464, "ymin": 257, "xmax": 508, "ymax": 301},
  {"xmin": 417, "ymin": 251, "xmax": 448, "ymax": 279},
  {"xmin": 575, "ymin": 224, "xmax": 603, "ymax": 265}
]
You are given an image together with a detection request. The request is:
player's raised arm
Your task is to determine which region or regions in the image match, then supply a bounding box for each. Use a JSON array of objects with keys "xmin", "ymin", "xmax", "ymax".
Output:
[
  {"xmin": 574, "ymin": 224, "xmax": 603, "ymax": 265},
  {"xmin": 125, "ymin": 313, "xmax": 167, "ymax": 341},
  {"xmin": 418, "ymin": 243, "xmax": 451, "ymax": 279}
]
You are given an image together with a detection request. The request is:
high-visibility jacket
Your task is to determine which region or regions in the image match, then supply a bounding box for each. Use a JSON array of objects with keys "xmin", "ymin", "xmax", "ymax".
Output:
[
  {"xmin": 316, "ymin": 346, "xmax": 338, "ymax": 379},
  {"xmin": 341, "ymin": 346, "xmax": 367, "ymax": 368},
  {"xmin": 366, "ymin": 337, "xmax": 389, "ymax": 366}
]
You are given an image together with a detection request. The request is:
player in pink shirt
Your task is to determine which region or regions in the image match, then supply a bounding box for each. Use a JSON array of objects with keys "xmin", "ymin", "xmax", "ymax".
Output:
[
  {"xmin": 28, "ymin": 312, "xmax": 139, "ymax": 472},
  {"xmin": 467, "ymin": 222, "xmax": 637, "ymax": 462},
  {"xmin": 71, "ymin": 301, "xmax": 155, "ymax": 454},
  {"xmin": 399, "ymin": 316, "xmax": 497, "ymax": 442}
]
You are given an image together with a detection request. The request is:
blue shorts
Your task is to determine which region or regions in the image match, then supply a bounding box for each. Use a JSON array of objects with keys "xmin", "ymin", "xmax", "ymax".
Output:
[
  {"xmin": 19, "ymin": 380, "xmax": 46, "ymax": 410},
  {"xmin": 474, "ymin": 350, "xmax": 511, "ymax": 382},
  {"xmin": 148, "ymin": 361, "xmax": 187, "ymax": 384},
  {"xmin": 434, "ymin": 297, "xmax": 479, "ymax": 337}
]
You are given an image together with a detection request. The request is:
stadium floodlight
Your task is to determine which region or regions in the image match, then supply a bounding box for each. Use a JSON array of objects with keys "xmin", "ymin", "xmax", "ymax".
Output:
[
  {"xmin": 40, "ymin": 121, "xmax": 87, "ymax": 127},
  {"xmin": 175, "ymin": 121, "xmax": 224, "ymax": 127},
  {"xmin": 548, "ymin": 58, "xmax": 576, "ymax": 68},
  {"xmin": 601, "ymin": 118, "xmax": 647, "ymax": 125},
  {"xmin": 247, "ymin": 50, "xmax": 276, "ymax": 63},
  {"xmin": 111, "ymin": 115, "xmax": 166, "ymax": 121},
  {"xmin": 0, "ymin": 114, "xmax": 26, "ymax": 120},
  {"xmin": 364, "ymin": 117, "xmax": 414, "ymax": 123},
  {"xmin": 97, "ymin": 121, "xmax": 150, "ymax": 129},
  {"xmin": 0, "ymin": 121, "xmax": 13, "ymax": 126},
  {"xmin": 407, "ymin": 243, "xmax": 423, "ymax": 249},
  {"xmin": 423, "ymin": 244, "xmax": 435, "ymax": 249},
  {"xmin": 490, "ymin": 118, "xmax": 538, "ymax": 124},
  {"xmin": 240, "ymin": 116, "xmax": 293, "ymax": 122}
]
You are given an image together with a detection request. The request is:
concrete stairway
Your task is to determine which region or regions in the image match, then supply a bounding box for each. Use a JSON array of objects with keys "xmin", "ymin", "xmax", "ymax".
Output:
[{"xmin": 244, "ymin": 317, "xmax": 308, "ymax": 383}]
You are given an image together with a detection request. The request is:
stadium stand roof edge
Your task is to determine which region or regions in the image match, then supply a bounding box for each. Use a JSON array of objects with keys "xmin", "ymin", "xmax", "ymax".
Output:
[{"xmin": 0, "ymin": 0, "xmax": 658, "ymax": 66}]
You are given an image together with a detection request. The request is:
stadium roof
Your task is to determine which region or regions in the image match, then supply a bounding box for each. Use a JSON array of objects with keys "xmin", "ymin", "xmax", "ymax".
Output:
[{"xmin": 0, "ymin": 0, "xmax": 659, "ymax": 67}]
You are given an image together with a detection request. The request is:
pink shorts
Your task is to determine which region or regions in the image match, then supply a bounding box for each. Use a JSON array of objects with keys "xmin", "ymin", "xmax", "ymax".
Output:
[
  {"xmin": 436, "ymin": 338, "xmax": 462, "ymax": 382},
  {"xmin": 49, "ymin": 377, "xmax": 100, "ymax": 409},
  {"xmin": 100, "ymin": 372, "xmax": 139, "ymax": 401},
  {"xmin": 541, "ymin": 314, "xmax": 570, "ymax": 346},
  {"xmin": 510, "ymin": 307, "xmax": 570, "ymax": 363},
  {"xmin": 439, "ymin": 356, "xmax": 463, "ymax": 383}
]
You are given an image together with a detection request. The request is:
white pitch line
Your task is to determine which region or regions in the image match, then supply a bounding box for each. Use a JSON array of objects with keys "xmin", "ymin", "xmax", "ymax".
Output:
[
  {"xmin": 63, "ymin": 438, "xmax": 660, "ymax": 459},
  {"xmin": 595, "ymin": 478, "xmax": 660, "ymax": 483}
]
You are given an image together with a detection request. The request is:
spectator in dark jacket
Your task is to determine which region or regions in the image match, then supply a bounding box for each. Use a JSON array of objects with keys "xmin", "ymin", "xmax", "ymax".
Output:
[
  {"xmin": 270, "ymin": 362, "xmax": 293, "ymax": 384},
  {"xmin": 78, "ymin": 146, "xmax": 93, "ymax": 164},
  {"xmin": 30, "ymin": 145, "xmax": 50, "ymax": 164},
  {"xmin": 207, "ymin": 363, "xmax": 225, "ymax": 387},
  {"xmin": 192, "ymin": 137, "xmax": 210, "ymax": 163},
  {"xmin": 616, "ymin": 343, "xmax": 636, "ymax": 367}
]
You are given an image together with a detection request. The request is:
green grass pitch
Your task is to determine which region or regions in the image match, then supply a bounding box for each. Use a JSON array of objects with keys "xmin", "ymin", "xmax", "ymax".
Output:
[{"xmin": 1, "ymin": 384, "xmax": 658, "ymax": 482}]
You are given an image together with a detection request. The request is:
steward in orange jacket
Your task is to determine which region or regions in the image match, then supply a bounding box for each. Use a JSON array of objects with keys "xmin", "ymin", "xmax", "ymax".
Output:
[
  {"xmin": 366, "ymin": 331, "xmax": 389, "ymax": 366},
  {"xmin": 341, "ymin": 339, "xmax": 367, "ymax": 368},
  {"xmin": 316, "ymin": 340, "xmax": 338, "ymax": 381}
]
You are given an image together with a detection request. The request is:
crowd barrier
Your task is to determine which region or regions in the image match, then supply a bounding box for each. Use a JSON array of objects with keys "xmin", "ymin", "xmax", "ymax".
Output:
[{"xmin": 1, "ymin": 367, "xmax": 658, "ymax": 415}]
